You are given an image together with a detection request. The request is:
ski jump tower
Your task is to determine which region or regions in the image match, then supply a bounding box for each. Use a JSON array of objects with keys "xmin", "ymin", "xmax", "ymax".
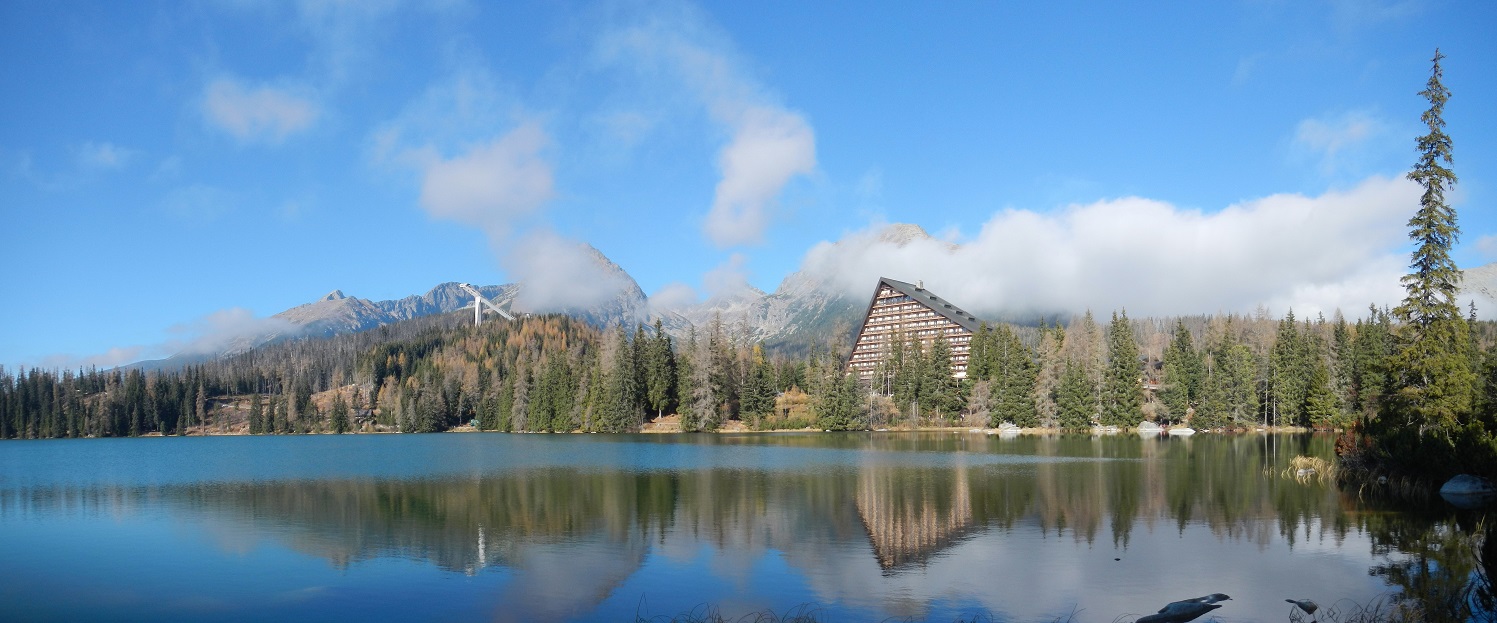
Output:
[{"xmin": 458, "ymin": 283, "xmax": 515, "ymax": 326}]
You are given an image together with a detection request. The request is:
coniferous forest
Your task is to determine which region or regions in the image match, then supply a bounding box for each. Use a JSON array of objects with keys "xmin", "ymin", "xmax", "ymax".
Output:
[{"xmin": 3, "ymin": 52, "xmax": 1494, "ymax": 481}]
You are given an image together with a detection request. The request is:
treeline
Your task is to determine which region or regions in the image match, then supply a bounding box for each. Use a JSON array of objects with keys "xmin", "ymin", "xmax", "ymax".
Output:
[
  {"xmin": 3, "ymin": 304, "xmax": 1492, "ymax": 441},
  {"xmin": 963, "ymin": 307, "xmax": 1497, "ymax": 434}
]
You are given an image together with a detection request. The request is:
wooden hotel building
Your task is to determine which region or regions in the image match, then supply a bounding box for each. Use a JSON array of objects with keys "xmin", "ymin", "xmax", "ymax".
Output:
[{"xmin": 846, "ymin": 277, "xmax": 981, "ymax": 382}]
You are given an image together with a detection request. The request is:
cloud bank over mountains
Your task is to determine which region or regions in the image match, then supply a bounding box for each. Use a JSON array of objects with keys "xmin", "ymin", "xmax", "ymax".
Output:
[{"xmin": 797, "ymin": 175, "xmax": 1423, "ymax": 320}]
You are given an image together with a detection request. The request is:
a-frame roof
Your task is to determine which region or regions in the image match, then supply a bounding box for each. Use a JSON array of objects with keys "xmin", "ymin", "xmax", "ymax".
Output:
[{"xmin": 858, "ymin": 277, "xmax": 982, "ymax": 333}]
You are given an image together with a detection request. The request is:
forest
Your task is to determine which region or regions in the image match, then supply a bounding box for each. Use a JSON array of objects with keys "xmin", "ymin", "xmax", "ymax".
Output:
[{"xmin": 1, "ymin": 307, "xmax": 1492, "ymax": 436}]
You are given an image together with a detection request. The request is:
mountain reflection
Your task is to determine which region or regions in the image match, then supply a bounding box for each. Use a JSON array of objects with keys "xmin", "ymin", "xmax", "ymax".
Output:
[{"xmin": 2, "ymin": 434, "xmax": 1489, "ymax": 620}]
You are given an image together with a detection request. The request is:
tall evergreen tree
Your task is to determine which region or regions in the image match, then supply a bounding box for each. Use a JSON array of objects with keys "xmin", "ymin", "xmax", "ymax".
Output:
[
  {"xmin": 1100, "ymin": 311, "xmax": 1142, "ymax": 426},
  {"xmin": 598, "ymin": 326, "xmax": 642, "ymax": 433},
  {"xmin": 329, "ymin": 393, "xmax": 350, "ymax": 434},
  {"xmin": 740, "ymin": 344, "xmax": 776, "ymax": 422},
  {"xmin": 990, "ymin": 324, "xmax": 1038, "ymax": 428},
  {"xmin": 1351, "ymin": 307, "xmax": 1394, "ymax": 416},
  {"xmin": 893, "ymin": 337, "xmax": 923, "ymax": 417},
  {"xmin": 921, "ymin": 338, "xmax": 961, "ymax": 421},
  {"xmin": 1158, "ymin": 320, "xmax": 1200, "ymax": 423},
  {"xmin": 248, "ymin": 394, "xmax": 264, "ymax": 434},
  {"xmin": 1055, "ymin": 362, "xmax": 1093, "ymax": 432},
  {"xmin": 1269, "ymin": 311, "xmax": 1310, "ymax": 426},
  {"xmin": 644, "ymin": 319, "xmax": 676, "ymax": 420},
  {"xmin": 814, "ymin": 369, "xmax": 860, "ymax": 431},
  {"xmin": 1388, "ymin": 49, "xmax": 1478, "ymax": 437}
]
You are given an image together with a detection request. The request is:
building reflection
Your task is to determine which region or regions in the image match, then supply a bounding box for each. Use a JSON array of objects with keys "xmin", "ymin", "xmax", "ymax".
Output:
[{"xmin": 855, "ymin": 462, "xmax": 974, "ymax": 571}]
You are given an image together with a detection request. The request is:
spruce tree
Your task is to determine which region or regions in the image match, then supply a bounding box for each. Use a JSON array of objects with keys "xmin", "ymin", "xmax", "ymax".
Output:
[
  {"xmin": 991, "ymin": 324, "xmax": 1037, "ymax": 427},
  {"xmin": 330, "ymin": 393, "xmax": 349, "ymax": 434},
  {"xmin": 969, "ymin": 324, "xmax": 994, "ymax": 380},
  {"xmin": 815, "ymin": 370, "xmax": 859, "ymax": 431},
  {"xmin": 248, "ymin": 394, "xmax": 264, "ymax": 434},
  {"xmin": 1100, "ymin": 311, "xmax": 1142, "ymax": 426},
  {"xmin": 893, "ymin": 338, "xmax": 923, "ymax": 416},
  {"xmin": 1388, "ymin": 49, "xmax": 1477, "ymax": 437},
  {"xmin": 1158, "ymin": 320, "xmax": 1199, "ymax": 423},
  {"xmin": 740, "ymin": 344, "xmax": 775, "ymax": 422},
  {"xmin": 1055, "ymin": 362, "xmax": 1092, "ymax": 432},
  {"xmin": 921, "ymin": 338, "xmax": 960, "ymax": 421},
  {"xmin": 599, "ymin": 326, "xmax": 642, "ymax": 433},
  {"xmin": 644, "ymin": 319, "xmax": 676, "ymax": 420}
]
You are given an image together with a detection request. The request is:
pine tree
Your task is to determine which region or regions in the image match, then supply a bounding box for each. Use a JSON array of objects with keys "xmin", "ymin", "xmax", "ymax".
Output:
[
  {"xmin": 193, "ymin": 383, "xmax": 207, "ymax": 434},
  {"xmin": 1218, "ymin": 333, "xmax": 1260, "ymax": 427},
  {"xmin": 740, "ymin": 344, "xmax": 775, "ymax": 424},
  {"xmin": 1055, "ymin": 362, "xmax": 1092, "ymax": 432},
  {"xmin": 1269, "ymin": 311, "xmax": 1309, "ymax": 427},
  {"xmin": 990, "ymin": 324, "xmax": 1037, "ymax": 427},
  {"xmin": 1100, "ymin": 310, "xmax": 1142, "ymax": 426},
  {"xmin": 969, "ymin": 324, "xmax": 994, "ymax": 380},
  {"xmin": 893, "ymin": 337, "xmax": 923, "ymax": 417},
  {"xmin": 676, "ymin": 328, "xmax": 704, "ymax": 432},
  {"xmin": 644, "ymin": 319, "xmax": 676, "ymax": 420},
  {"xmin": 330, "ymin": 393, "xmax": 350, "ymax": 434},
  {"xmin": 248, "ymin": 394, "xmax": 264, "ymax": 434},
  {"xmin": 921, "ymin": 338, "xmax": 960, "ymax": 422},
  {"xmin": 815, "ymin": 369, "xmax": 859, "ymax": 431},
  {"xmin": 1388, "ymin": 49, "xmax": 1478, "ymax": 437},
  {"xmin": 1351, "ymin": 307, "xmax": 1393, "ymax": 416},
  {"xmin": 1158, "ymin": 320, "xmax": 1199, "ymax": 424},
  {"xmin": 1331, "ymin": 314, "xmax": 1356, "ymax": 421},
  {"xmin": 598, "ymin": 326, "xmax": 642, "ymax": 433}
]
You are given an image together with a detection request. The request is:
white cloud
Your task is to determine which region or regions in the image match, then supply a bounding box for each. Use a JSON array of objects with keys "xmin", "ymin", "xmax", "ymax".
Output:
[
  {"xmin": 164, "ymin": 308, "xmax": 299, "ymax": 357},
  {"xmin": 371, "ymin": 68, "xmax": 550, "ymax": 242},
  {"xmin": 203, "ymin": 77, "xmax": 320, "ymax": 143},
  {"xmin": 31, "ymin": 307, "xmax": 298, "ymax": 370},
  {"xmin": 649, "ymin": 282, "xmax": 700, "ymax": 313},
  {"xmin": 1476, "ymin": 234, "xmax": 1497, "ymax": 260},
  {"xmin": 414, "ymin": 123, "xmax": 553, "ymax": 240},
  {"xmin": 506, "ymin": 230, "xmax": 633, "ymax": 313},
  {"xmin": 1292, "ymin": 110, "xmax": 1382, "ymax": 175},
  {"xmin": 370, "ymin": 68, "xmax": 519, "ymax": 164},
  {"xmin": 702, "ymin": 252, "xmax": 755, "ymax": 300},
  {"xmin": 707, "ymin": 106, "xmax": 816, "ymax": 246},
  {"xmin": 797, "ymin": 175, "xmax": 1418, "ymax": 320},
  {"xmin": 600, "ymin": 8, "xmax": 816, "ymax": 247},
  {"xmin": 35, "ymin": 346, "xmax": 146, "ymax": 371},
  {"xmin": 76, "ymin": 141, "xmax": 135, "ymax": 169}
]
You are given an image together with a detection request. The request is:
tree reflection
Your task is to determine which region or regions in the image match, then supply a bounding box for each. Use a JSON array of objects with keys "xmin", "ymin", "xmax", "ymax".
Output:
[
  {"xmin": 1366, "ymin": 511, "xmax": 1494, "ymax": 623},
  {"xmin": 3, "ymin": 433, "xmax": 1489, "ymax": 620}
]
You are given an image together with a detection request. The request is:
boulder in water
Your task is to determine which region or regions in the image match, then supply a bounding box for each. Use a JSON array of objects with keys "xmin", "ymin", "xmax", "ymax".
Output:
[{"xmin": 1440, "ymin": 474, "xmax": 1497, "ymax": 509}]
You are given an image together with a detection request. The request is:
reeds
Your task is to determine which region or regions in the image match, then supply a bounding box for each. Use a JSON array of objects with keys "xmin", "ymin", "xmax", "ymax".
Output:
[{"xmin": 1281, "ymin": 455, "xmax": 1339, "ymax": 484}]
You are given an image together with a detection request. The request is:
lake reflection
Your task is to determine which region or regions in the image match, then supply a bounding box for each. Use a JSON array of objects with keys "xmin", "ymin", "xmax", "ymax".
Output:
[{"xmin": 0, "ymin": 433, "xmax": 1490, "ymax": 622}]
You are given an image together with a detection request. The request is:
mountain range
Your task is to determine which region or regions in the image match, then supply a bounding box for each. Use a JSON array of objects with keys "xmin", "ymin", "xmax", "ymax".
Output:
[{"xmin": 139, "ymin": 224, "xmax": 1497, "ymax": 369}]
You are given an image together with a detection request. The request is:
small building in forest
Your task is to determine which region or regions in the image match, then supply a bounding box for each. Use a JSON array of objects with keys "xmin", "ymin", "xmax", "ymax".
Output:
[{"xmin": 846, "ymin": 277, "xmax": 981, "ymax": 382}]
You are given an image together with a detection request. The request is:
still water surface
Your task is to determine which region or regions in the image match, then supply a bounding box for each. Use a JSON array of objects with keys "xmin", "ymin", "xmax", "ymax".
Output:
[{"xmin": 0, "ymin": 432, "xmax": 1490, "ymax": 622}]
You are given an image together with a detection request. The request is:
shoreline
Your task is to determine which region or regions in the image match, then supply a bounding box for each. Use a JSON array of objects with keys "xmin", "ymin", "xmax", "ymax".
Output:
[{"xmin": 111, "ymin": 422, "xmax": 1326, "ymax": 438}]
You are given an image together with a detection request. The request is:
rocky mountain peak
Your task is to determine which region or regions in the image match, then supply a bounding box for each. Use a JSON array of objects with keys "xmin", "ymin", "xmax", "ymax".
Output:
[
  {"xmin": 875, "ymin": 223, "xmax": 933, "ymax": 246},
  {"xmin": 321, "ymin": 290, "xmax": 347, "ymax": 302}
]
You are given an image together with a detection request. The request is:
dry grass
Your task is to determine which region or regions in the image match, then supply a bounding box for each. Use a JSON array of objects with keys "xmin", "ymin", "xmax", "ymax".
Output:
[{"xmin": 1281, "ymin": 455, "xmax": 1339, "ymax": 484}]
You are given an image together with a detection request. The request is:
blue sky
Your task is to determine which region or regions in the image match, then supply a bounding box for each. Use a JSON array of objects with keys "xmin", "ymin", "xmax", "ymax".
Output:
[{"xmin": 3, "ymin": 0, "xmax": 1495, "ymax": 369}]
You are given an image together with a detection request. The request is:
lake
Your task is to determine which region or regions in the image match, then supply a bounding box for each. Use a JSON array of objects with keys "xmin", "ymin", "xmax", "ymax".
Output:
[{"xmin": 0, "ymin": 432, "xmax": 1491, "ymax": 622}]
